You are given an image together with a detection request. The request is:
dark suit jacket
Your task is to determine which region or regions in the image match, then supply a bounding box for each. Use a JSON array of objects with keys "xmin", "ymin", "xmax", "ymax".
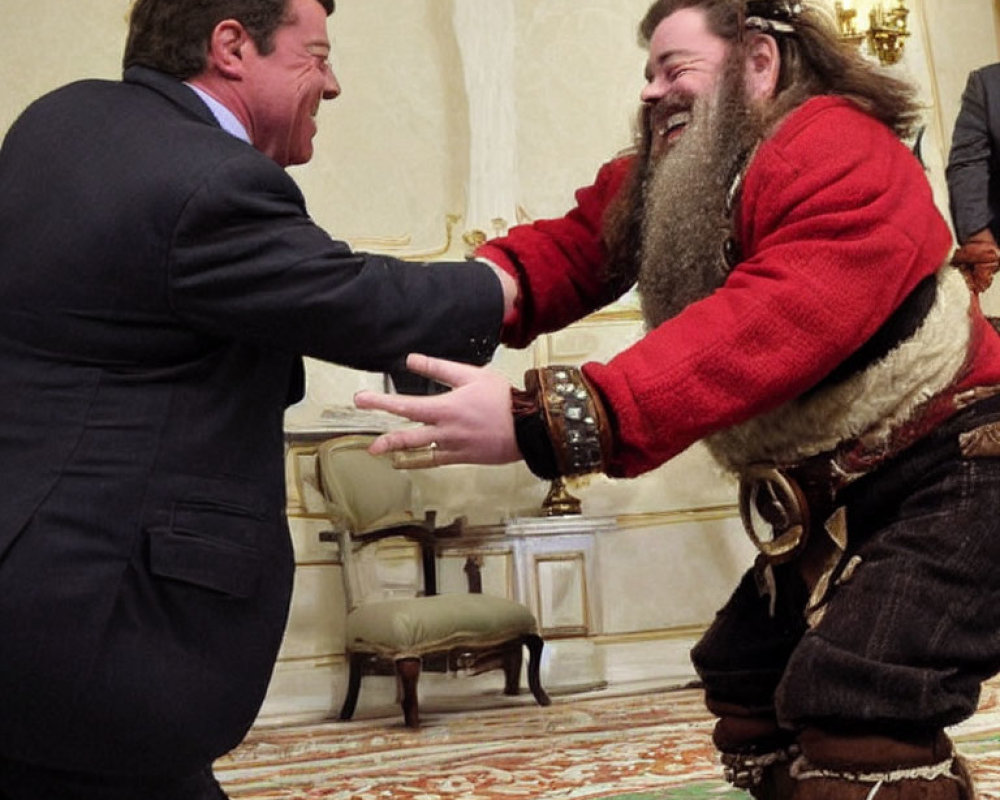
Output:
[
  {"xmin": 0, "ymin": 67, "xmax": 501, "ymax": 777},
  {"xmin": 947, "ymin": 63, "xmax": 1000, "ymax": 243}
]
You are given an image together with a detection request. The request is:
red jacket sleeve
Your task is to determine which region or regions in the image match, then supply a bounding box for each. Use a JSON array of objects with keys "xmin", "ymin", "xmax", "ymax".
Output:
[
  {"xmin": 582, "ymin": 98, "xmax": 954, "ymax": 477},
  {"xmin": 476, "ymin": 156, "xmax": 634, "ymax": 348}
]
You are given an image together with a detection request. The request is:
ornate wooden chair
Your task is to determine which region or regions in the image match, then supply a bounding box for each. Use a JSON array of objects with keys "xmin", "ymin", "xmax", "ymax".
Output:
[{"xmin": 316, "ymin": 435, "xmax": 550, "ymax": 728}]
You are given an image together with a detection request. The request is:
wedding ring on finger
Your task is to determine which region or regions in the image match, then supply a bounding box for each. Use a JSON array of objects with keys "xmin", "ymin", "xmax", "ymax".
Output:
[{"xmin": 392, "ymin": 441, "xmax": 440, "ymax": 469}]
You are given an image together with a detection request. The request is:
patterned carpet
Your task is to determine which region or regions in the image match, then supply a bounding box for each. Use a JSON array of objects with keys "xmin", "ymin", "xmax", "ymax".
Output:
[{"xmin": 216, "ymin": 680, "xmax": 1000, "ymax": 799}]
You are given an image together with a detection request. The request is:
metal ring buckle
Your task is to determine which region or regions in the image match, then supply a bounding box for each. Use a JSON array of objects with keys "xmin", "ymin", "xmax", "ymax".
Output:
[{"xmin": 738, "ymin": 465, "xmax": 809, "ymax": 564}]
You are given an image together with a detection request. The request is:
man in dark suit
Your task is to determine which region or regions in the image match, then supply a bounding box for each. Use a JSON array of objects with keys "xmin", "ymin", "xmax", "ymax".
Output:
[
  {"xmin": 0, "ymin": 0, "xmax": 513, "ymax": 797},
  {"xmin": 947, "ymin": 63, "xmax": 1000, "ymax": 254}
]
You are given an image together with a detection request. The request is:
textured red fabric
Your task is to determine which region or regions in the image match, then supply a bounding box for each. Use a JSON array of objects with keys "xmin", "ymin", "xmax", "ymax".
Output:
[
  {"xmin": 476, "ymin": 156, "xmax": 633, "ymax": 349},
  {"xmin": 485, "ymin": 96, "xmax": 1000, "ymax": 478}
]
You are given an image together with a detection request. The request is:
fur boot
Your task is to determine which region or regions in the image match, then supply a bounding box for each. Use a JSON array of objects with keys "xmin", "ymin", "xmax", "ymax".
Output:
[
  {"xmin": 788, "ymin": 727, "xmax": 976, "ymax": 800},
  {"xmin": 709, "ymin": 700, "xmax": 799, "ymax": 800}
]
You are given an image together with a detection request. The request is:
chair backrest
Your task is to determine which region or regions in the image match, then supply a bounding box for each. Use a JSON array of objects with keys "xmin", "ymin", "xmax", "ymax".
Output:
[
  {"xmin": 316, "ymin": 435, "xmax": 436, "ymax": 611},
  {"xmin": 316, "ymin": 434, "xmax": 420, "ymax": 534}
]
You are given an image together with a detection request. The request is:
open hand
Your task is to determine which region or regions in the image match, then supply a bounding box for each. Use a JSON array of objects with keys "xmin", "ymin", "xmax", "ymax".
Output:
[{"xmin": 354, "ymin": 354, "xmax": 522, "ymax": 468}]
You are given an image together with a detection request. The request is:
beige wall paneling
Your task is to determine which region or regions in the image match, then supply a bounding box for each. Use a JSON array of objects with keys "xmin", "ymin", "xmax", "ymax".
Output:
[
  {"xmin": 438, "ymin": 548, "xmax": 516, "ymax": 598},
  {"xmin": 0, "ymin": 1, "xmax": 129, "ymax": 135},
  {"xmin": 535, "ymin": 553, "xmax": 590, "ymax": 637}
]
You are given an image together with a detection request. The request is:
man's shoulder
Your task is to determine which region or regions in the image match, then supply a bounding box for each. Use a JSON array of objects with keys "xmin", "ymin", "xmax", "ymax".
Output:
[
  {"xmin": 746, "ymin": 96, "xmax": 913, "ymax": 192},
  {"xmin": 14, "ymin": 76, "xmax": 123, "ymax": 120},
  {"xmin": 969, "ymin": 63, "xmax": 1000, "ymax": 100},
  {"xmin": 762, "ymin": 96, "xmax": 900, "ymax": 163},
  {"xmin": 15, "ymin": 70, "xmax": 202, "ymax": 132},
  {"xmin": 6, "ymin": 71, "xmax": 285, "ymax": 199},
  {"xmin": 777, "ymin": 96, "xmax": 880, "ymax": 139},
  {"xmin": 972, "ymin": 62, "xmax": 1000, "ymax": 82}
]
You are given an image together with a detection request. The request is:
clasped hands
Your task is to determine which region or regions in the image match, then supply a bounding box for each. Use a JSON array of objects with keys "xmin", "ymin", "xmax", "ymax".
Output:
[{"xmin": 354, "ymin": 354, "xmax": 521, "ymax": 468}]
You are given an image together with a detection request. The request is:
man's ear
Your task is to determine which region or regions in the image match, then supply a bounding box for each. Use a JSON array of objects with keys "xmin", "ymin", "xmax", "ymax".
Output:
[
  {"xmin": 206, "ymin": 19, "xmax": 249, "ymax": 80},
  {"xmin": 744, "ymin": 32, "xmax": 780, "ymax": 101}
]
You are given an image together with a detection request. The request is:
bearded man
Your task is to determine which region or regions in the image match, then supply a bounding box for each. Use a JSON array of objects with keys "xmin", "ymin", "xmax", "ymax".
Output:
[{"xmin": 356, "ymin": 1, "xmax": 1000, "ymax": 797}]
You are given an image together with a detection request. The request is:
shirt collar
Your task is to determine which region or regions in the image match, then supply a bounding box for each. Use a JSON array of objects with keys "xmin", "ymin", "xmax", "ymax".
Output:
[{"xmin": 184, "ymin": 82, "xmax": 252, "ymax": 145}]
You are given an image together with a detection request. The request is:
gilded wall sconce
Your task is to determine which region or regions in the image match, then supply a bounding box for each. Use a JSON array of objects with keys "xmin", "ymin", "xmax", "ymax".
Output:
[{"xmin": 834, "ymin": 0, "xmax": 911, "ymax": 66}]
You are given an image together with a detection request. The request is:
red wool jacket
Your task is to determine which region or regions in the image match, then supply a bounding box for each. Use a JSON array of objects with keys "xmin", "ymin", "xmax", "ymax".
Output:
[{"xmin": 478, "ymin": 96, "xmax": 1000, "ymax": 478}]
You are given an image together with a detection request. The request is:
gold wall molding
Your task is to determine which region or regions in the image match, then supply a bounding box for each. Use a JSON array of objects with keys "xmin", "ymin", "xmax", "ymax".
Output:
[
  {"xmin": 593, "ymin": 624, "xmax": 708, "ymax": 646},
  {"xmin": 614, "ymin": 504, "xmax": 739, "ymax": 530},
  {"xmin": 347, "ymin": 214, "xmax": 462, "ymax": 261}
]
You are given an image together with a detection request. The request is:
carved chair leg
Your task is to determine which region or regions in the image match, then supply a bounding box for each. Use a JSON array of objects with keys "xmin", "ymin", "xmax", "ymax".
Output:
[
  {"xmin": 502, "ymin": 641, "xmax": 524, "ymax": 696},
  {"xmin": 395, "ymin": 657, "xmax": 422, "ymax": 728},
  {"xmin": 524, "ymin": 634, "xmax": 552, "ymax": 707},
  {"xmin": 339, "ymin": 651, "xmax": 364, "ymax": 721}
]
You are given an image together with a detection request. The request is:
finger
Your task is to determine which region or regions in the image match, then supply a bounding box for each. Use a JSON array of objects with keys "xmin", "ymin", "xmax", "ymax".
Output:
[
  {"xmin": 404, "ymin": 353, "xmax": 484, "ymax": 389},
  {"xmin": 367, "ymin": 428, "xmax": 440, "ymax": 456},
  {"xmin": 353, "ymin": 390, "xmax": 443, "ymax": 425}
]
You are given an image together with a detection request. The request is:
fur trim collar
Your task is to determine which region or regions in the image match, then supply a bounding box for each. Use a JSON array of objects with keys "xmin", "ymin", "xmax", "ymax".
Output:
[{"xmin": 705, "ymin": 267, "xmax": 972, "ymax": 472}]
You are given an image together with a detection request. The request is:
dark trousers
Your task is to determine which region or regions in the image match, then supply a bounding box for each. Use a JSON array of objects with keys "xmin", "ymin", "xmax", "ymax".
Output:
[
  {"xmin": 0, "ymin": 759, "xmax": 228, "ymax": 800},
  {"xmin": 693, "ymin": 394, "xmax": 1000, "ymax": 738}
]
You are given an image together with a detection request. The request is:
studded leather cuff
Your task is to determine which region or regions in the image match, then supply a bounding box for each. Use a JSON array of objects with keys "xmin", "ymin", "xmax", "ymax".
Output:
[{"xmin": 512, "ymin": 366, "xmax": 611, "ymax": 479}]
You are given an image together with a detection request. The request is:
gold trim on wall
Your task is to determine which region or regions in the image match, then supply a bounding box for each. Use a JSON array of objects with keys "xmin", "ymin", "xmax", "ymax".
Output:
[
  {"xmin": 996, "ymin": 0, "xmax": 1000, "ymax": 53},
  {"xmin": 582, "ymin": 306, "xmax": 643, "ymax": 323},
  {"xmin": 347, "ymin": 214, "xmax": 462, "ymax": 262},
  {"xmin": 614, "ymin": 504, "xmax": 739, "ymax": 530},
  {"xmin": 593, "ymin": 624, "xmax": 708, "ymax": 646}
]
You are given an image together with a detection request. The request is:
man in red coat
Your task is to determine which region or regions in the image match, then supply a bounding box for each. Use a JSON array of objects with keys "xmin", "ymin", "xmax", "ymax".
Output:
[{"xmin": 358, "ymin": 2, "xmax": 1000, "ymax": 796}]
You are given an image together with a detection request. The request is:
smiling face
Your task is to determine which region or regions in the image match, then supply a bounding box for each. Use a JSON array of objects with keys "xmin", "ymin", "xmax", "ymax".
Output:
[
  {"xmin": 241, "ymin": 0, "xmax": 341, "ymax": 166},
  {"xmin": 641, "ymin": 7, "xmax": 730, "ymax": 159}
]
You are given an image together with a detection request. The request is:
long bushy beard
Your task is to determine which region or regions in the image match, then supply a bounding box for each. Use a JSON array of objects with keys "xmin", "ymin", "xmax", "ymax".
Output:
[{"xmin": 635, "ymin": 59, "xmax": 767, "ymax": 330}]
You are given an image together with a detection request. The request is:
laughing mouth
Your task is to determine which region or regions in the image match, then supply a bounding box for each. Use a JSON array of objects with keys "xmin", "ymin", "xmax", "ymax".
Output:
[{"xmin": 657, "ymin": 110, "xmax": 692, "ymax": 140}]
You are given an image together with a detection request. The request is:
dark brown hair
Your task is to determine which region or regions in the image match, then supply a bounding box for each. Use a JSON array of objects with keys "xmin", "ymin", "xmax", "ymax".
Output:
[
  {"xmin": 123, "ymin": 0, "xmax": 335, "ymax": 79},
  {"xmin": 637, "ymin": 0, "xmax": 921, "ymax": 138}
]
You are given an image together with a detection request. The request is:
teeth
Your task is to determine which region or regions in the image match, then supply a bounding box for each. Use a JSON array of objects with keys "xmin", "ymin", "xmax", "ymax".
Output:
[
  {"xmin": 665, "ymin": 111, "xmax": 691, "ymax": 132},
  {"xmin": 654, "ymin": 109, "xmax": 691, "ymax": 138}
]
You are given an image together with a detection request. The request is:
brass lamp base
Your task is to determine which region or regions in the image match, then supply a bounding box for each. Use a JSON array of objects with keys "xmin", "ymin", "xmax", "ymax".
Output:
[{"xmin": 542, "ymin": 477, "xmax": 582, "ymax": 516}]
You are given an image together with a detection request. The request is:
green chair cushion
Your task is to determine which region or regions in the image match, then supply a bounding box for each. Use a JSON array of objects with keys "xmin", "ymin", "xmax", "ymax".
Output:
[{"xmin": 346, "ymin": 594, "xmax": 538, "ymax": 658}]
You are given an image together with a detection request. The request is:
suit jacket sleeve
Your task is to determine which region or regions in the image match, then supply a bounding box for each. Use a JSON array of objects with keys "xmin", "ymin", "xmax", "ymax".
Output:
[
  {"xmin": 168, "ymin": 149, "xmax": 502, "ymax": 370},
  {"xmin": 947, "ymin": 67, "xmax": 997, "ymax": 243}
]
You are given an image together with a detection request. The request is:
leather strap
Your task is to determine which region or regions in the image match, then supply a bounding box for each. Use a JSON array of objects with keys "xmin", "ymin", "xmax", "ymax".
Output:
[{"xmin": 512, "ymin": 366, "xmax": 612, "ymax": 479}]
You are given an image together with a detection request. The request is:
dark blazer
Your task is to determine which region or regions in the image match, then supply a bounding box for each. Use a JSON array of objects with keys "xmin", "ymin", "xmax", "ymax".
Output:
[
  {"xmin": 0, "ymin": 67, "xmax": 501, "ymax": 777},
  {"xmin": 947, "ymin": 63, "xmax": 1000, "ymax": 243}
]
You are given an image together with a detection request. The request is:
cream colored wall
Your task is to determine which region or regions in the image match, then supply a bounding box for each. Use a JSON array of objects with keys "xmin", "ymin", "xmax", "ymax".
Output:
[
  {"xmin": 294, "ymin": 0, "xmax": 654, "ymax": 251},
  {"xmin": 2, "ymin": 2, "xmax": 997, "ymax": 233},
  {"xmin": 0, "ymin": 3, "xmax": 129, "ymax": 134}
]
